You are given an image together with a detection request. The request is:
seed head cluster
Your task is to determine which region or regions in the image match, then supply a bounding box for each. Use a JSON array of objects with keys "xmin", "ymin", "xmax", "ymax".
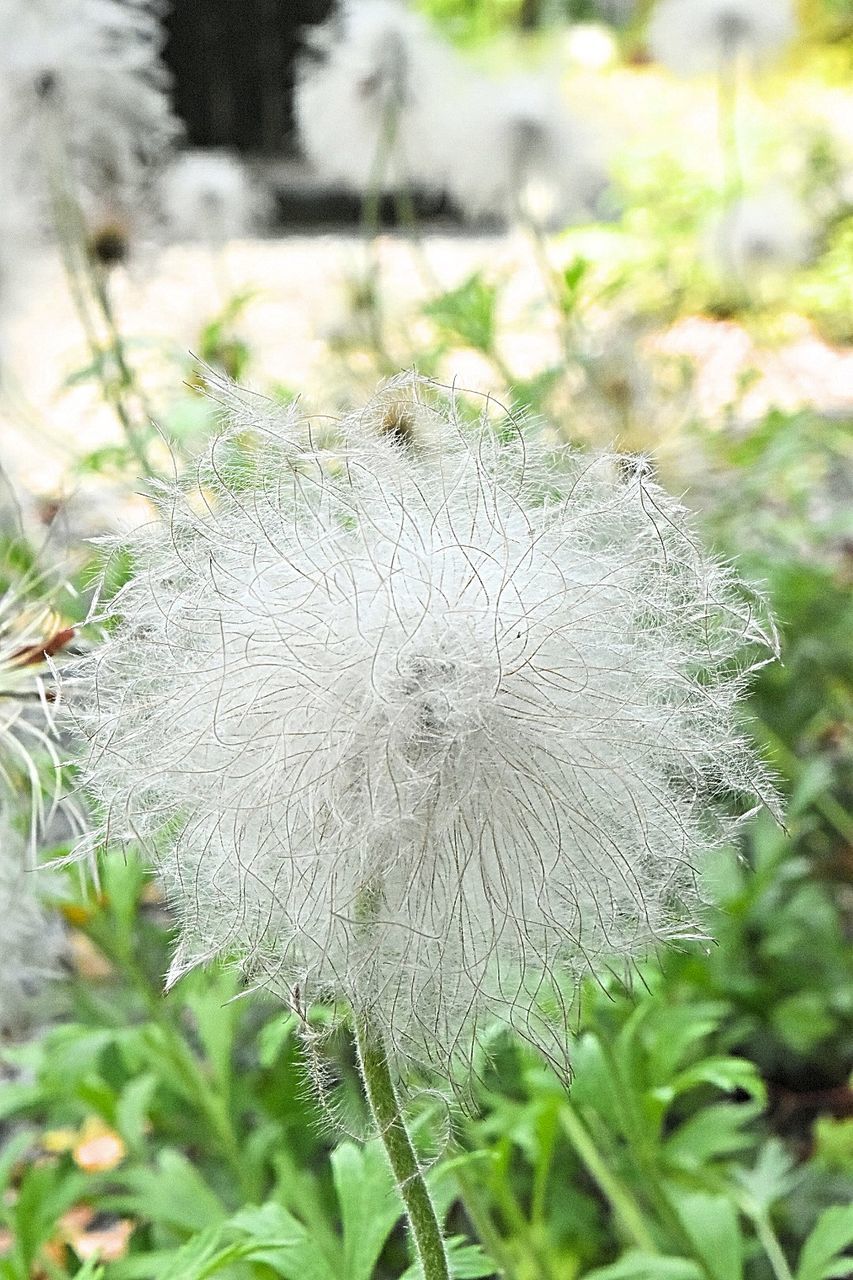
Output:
[
  {"xmin": 445, "ymin": 76, "xmax": 606, "ymax": 230},
  {"xmin": 160, "ymin": 150, "xmax": 262, "ymax": 245},
  {"xmin": 72, "ymin": 377, "xmax": 776, "ymax": 1074},
  {"xmin": 295, "ymin": 0, "xmax": 605, "ymax": 228}
]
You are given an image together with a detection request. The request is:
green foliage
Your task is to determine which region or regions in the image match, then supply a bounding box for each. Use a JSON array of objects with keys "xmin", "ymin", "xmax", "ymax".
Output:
[
  {"xmin": 423, "ymin": 274, "xmax": 500, "ymax": 356},
  {"xmin": 2, "ymin": 11, "xmax": 851, "ymax": 1280}
]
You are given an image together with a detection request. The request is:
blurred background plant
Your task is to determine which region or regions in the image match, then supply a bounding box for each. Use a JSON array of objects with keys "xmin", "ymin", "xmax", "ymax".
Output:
[{"xmin": 0, "ymin": 0, "xmax": 850, "ymax": 1276}]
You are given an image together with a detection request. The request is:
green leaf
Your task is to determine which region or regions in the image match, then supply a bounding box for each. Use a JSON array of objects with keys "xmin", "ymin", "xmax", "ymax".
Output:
[
  {"xmin": 584, "ymin": 1252, "xmax": 703, "ymax": 1279},
  {"xmin": 162, "ymin": 394, "xmax": 218, "ymax": 445},
  {"xmin": 665, "ymin": 1056, "xmax": 766, "ymax": 1104},
  {"xmin": 332, "ymin": 1140, "xmax": 401, "ymax": 1280},
  {"xmin": 228, "ymin": 1203, "xmax": 338, "ymax": 1280},
  {"xmin": 664, "ymin": 1101, "xmax": 763, "ymax": 1167},
  {"xmin": 115, "ymin": 1074, "xmax": 158, "ymax": 1152},
  {"xmin": 148, "ymin": 1226, "xmax": 228, "ymax": 1280},
  {"xmin": 672, "ymin": 1192, "xmax": 743, "ymax": 1280},
  {"xmin": 150, "ymin": 1217, "xmax": 306, "ymax": 1280},
  {"xmin": 7, "ymin": 1160, "xmax": 88, "ymax": 1273},
  {"xmin": 560, "ymin": 256, "xmax": 590, "ymax": 314},
  {"xmin": 642, "ymin": 1004, "xmax": 729, "ymax": 1085},
  {"xmin": 257, "ymin": 1012, "xmax": 297, "ymax": 1068},
  {"xmin": 0, "ymin": 1081, "xmax": 42, "ymax": 1123},
  {"xmin": 72, "ymin": 1258, "xmax": 106, "ymax": 1280},
  {"xmin": 796, "ymin": 1205, "xmax": 853, "ymax": 1280},
  {"xmin": 73, "ymin": 445, "xmax": 136, "ymax": 476},
  {"xmin": 771, "ymin": 992, "xmax": 837, "ymax": 1054},
  {"xmin": 736, "ymin": 1142, "xmax": 798, "ymax": 1217},
  {"xmin": 423, "ymin": 273, "xmax": 498, "ymax": 353},
  {"xmin": 568, "ymin": 1033, "xmax": 624, "ymax": 1126},
  {"xmin": 115, "ymin": 1151, "xmax": 227, "ymax": 1234},
  {"xmin": 183, "ymin": 968, "xmax": 242, "ymax": 1095}
]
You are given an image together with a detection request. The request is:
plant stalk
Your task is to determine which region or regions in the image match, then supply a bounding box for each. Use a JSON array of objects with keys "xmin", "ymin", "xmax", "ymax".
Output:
[
  {"xmin": 754, "ymin": 1214, "xmax": 795, "ymax": 1280},
  {"xmin": 353, "ymin": 1009, "xmax": 450, "ymax": 1280},
  {"xmin": 560, "ymin": 1103, "xmax": 658, "ymax": 1253}
]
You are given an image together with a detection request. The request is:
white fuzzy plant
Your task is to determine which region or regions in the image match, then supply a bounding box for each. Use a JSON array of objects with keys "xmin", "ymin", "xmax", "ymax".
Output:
[
  {"xmin": 295, "ymin": 0, "xmax": 460, "ymax": 197},
  {"xmin": 648, "ymin": 0, "xmax": 796, "ymax": 77},
  {"xmin": 648, "ymin": 0, "xmax": 798, "ymax": 217},
  {"xmin": 708, "ymin": 188, "xmax": 814, "ymax": 285},
  {"xmin": 0, "ymin": 807, "xmax": 64, "ymax": 1033},
  {"xmin": 160, "ymin": 150, "xmax": 263, "ymax": 246},
  {"xmin": 71, "ymin": 375, "xmax": 777, "ymax": 1280},
  {"xmin": 0, "ymin": 574, "xmax": 76, "ymax": 845},
  {"xmin": 0, "ymin": 0, "xmax": 180, "ymax": 473},
  {"xmin": 0, "ymin": 0, "xmax": 178, "ymax": 209},
  {"xmin": 445, "ymin": 75, "xmax": 607, "ymax": 231}
]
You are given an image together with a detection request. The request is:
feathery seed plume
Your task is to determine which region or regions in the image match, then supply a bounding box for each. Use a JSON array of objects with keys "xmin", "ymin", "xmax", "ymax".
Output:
[
  {"xmin": 71, "ymin": 375, "xmax": 777, "ymax": 1076},
  {"xmin": 0, "ymin": 0, "xmax": 179, "ymax": 214},
  {"xmin": 708, "ymin": 189, "xmax": 814, "ymax": 282},
  {"xmin": 0, "ymin": 570, "xmax": 76, "ymax": 841}
]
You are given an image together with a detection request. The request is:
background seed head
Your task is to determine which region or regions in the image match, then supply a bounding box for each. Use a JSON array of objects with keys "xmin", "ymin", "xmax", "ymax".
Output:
[
  {"xmin": 648, "ymin": 0, "xmax": 797, "ymax": 77},
  {"xmin": 0, "ymin": 0, "xmax": 179, "ymax": 212},
  {"xmin": 295, "ymin": 0, "xmax": 461, "ymax": 195}
]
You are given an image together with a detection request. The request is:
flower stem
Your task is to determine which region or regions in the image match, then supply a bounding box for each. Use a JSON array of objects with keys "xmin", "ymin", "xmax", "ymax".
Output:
[
  {"xmin": 352, "ymin": 1009, "xmax": 450, "ymax": 1280},
  {"xmin": 559, "ymin": 1103, "xmax": 657, "ymax": 1253},
  {"xmin": 39, "ymin": 104, "xmax": 157, "ymax": 479},
  {"xmin": 754, "ymin": 1213, "xmax": 795, "ymax": 1280},
  {"xmin": 717, "ymin": 60, "xmax": 744, "ymax": 203},
  {"xmin": 454, "ymin": 1163, "xmax": 516, "ymax": 1278}
]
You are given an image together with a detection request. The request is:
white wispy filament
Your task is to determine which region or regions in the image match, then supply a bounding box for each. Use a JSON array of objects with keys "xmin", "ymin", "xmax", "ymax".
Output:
[{"xmin": 73, "ymin": 377, "xmax": 776, "ymax": 1073}]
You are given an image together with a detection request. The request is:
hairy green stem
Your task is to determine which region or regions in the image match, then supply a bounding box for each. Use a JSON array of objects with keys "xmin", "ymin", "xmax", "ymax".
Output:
[{"xmin": 353, "ymin": 1010, "xmax": 450, "ymax": 1280}]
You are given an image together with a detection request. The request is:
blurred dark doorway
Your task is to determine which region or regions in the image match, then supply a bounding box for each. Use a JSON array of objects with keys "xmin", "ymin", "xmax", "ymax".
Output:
[{"xmin": 163, "ymin": 0, "xmax": 334, "ymax": 156}]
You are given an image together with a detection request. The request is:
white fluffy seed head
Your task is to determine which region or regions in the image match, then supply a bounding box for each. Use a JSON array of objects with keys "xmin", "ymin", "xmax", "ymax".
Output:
[
  {"xmin": 160, "ymin": 150, "xmax": 265, "ymax": 244},
  {"xmin": 295, "ymin": 0, "xmax": 460, "ymax": 194},
  {"xmin": 0, "ymin": 809, "xmax": 63, "ymax": 1032},
  {"xmin": 444, "ymin": 75, "xmax": 608, "ymax": 230},
  {"xmin": 648, "ymin": 0, "xmax": 796, "ymax": 76},
  {"xmin": 707, "ymin": 189, "xmax": 814, "ymax": 281},
  {"xmin": 71, "ymin": 375, "xmax": 777, "ymax": 1076},
  {"xmin": 0, "ymin": 0, "xmax": 179, "ymax": 209}
]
